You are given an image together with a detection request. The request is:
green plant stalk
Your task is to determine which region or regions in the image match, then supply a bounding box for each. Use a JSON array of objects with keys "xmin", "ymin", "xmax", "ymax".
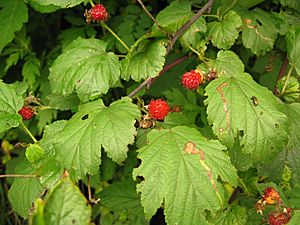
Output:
[
  {"xmin": 280, "ymin": 66, "xmax": 294, "ymax": 96},
  {"xmin": 20, "ymin": 121, "xmax": 38, "ymax": 143},
  {"xmin": 89, "ymin": 0, "xmax": 94, "ymax": 7},
  {"xmin": 100, "ymin": 21, "xmax": 130, "ymax": 52}
]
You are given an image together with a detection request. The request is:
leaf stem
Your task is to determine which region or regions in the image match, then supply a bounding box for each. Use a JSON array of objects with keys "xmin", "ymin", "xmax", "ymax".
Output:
[
  {"xmin": 280, "ymin": 65, "xmax": 294, "ymax": 96},
  {"xmin": 100, "ymin": 21, "xmax": 130, "ymax": 52},
  {"xmin": 0, "ymin": 174, "xmax": 38, "ymax": 179},
  {"xmin": 89, "ymin": 0, "xmax": 94, "ymax": 7},
  {"xmin": 20, "ymin": 121, "xmax": 38, "ymax": 143},
  {"xmin": 136, "ymin": 0, "xmax": 170, "ymax": 37},
  {"xmin": 238, "ymin": 177, "xmax": 251, "ymax": 196}
]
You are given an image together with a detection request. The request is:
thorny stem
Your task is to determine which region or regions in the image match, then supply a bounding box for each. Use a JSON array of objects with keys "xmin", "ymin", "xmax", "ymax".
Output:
[
  {"xmin": 20, "ymin": 121, "xmax": 38, "ymax": 143},
  {"xmin": 128, "ymin": 55, "xmax": 189, "ymax": 97},
  {"xmin": 0, "ymin": 174, "xmax": 38, "ymax": 179},
  {"xmin": 100, "ymin": 21, "xmax": 130, "ymax": 52},
  {"xmin": 136, "ymin": 0, "xmax": 170, "ymax": 37},
  {"xmin": 280, "ymin": 65, "xmax": 294, "ymax": 96},
  {"xmin": 127, "ymin": 0, "xmax": 215, "ymax": 97}
]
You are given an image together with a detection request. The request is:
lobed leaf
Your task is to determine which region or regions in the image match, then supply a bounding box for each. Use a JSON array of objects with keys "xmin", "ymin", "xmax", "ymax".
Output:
[
  {"xmin": 133, "ymin": 126, "xmax": 237, "ymax": 225},
  {"xmin": 205, "ymin": 51, "xmax": 289, "ymax": 162},
  {"xmin": 286, "ymin": 25, "xmax": 300, "ymax": 75},
  {"xmin": 29, "ymin": 0, "xmax": 84, "ymax": 8},
  {"xmin": 239, "ymin": 8, "xmax": 278, "ymax": 55},
  {"xmin": 0, "ymin": 81, "xmax": 24, "ymax": 133},
  {"xmin": 49, "ymin": 38, "xmax": 121, "ymax": 101},
  {"xmin": 54, "ymin": 97, "xmax": 140, "ymax": 180},
  {"xmin": 8, "ymin": 158, "xmax": 43, "ymax": 218},
  {"xmin": 121, "ymin": 39, "xmax": 167, "ymax": 81},
  {"xmin": 0, "ymin": 0, "xmax": 28, "ymax": 53},
  {"xmin": 207, "ymin": 10, "xmax": 242, "ymax": 49}
]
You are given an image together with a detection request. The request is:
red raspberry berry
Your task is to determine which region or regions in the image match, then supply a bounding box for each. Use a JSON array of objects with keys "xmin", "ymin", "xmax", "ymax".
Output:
[
  {"xmin": 148, "ymin": 99, "xmax": 170, "ymax": 121},
  {"xmin": 268, "ymin": 211, "xmax": 291, "ymax": 225},
  {"xmin": 181, "ymin": 70, "xmax": 204, "ymax": 90},
  {"xmin": 18, "ymin": 106, "xmax": 34, "ymax": 120},
  {"xmin": 89, "ymin": 4, "xmax": 108, "ymax": 21},
  {"xmin": 263, "ymin": 187, "xmax": 281, "ymax": 205}
]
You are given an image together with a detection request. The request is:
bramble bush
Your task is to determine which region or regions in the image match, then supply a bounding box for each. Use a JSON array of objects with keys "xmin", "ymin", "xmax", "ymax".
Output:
[{"xmin": 1, "ymin": 0, "xmax": 300, "ymax": 224}]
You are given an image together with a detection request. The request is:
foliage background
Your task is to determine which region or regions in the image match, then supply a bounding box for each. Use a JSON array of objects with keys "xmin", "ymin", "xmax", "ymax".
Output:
[{"xmin": 0, "ymin": 0, "xmax": 300, "ymax": 224}]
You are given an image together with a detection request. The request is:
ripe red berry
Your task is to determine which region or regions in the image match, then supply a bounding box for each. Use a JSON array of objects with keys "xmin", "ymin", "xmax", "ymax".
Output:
[
  {"xmin": 148, "ymin": 99, "xmax": 170, "ymax": 121},
  {"xmin": 89, "ymin": 4, "xmax": 108, "ymax": 21},
  {"xmin": 181, "ymin": 70, "xmax": 204, "ymax": 90},
  {"xmin": 268, "ymin": 211, "xmax": 291, "ymax": 225},
  {"xmin": 263, "ymin": 187, "xmax": 281, "ymax": 205},
  {"xmin": 18, "ymin": 106, "xmax": 34, "ymax": 120}
]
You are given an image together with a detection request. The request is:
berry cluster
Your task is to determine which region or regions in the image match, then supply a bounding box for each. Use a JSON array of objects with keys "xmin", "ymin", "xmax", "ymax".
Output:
[
  {"xmin": 85, "ymin": 4, "xmax": 108, "ymax": 23},
  {"xmin": 255, "ymin": 187, "xmax": 292, "ymax": 225},
  {"xmin": 18, "ymin": 106, "xmax": 34, "ymax": 120},
  {"xmin": 148, "ymin": 99, "xmax": 170, "ymax": 121},
  {"xmin": 181, "ymin": 70, "xmax": 204, "ymax": 90}
]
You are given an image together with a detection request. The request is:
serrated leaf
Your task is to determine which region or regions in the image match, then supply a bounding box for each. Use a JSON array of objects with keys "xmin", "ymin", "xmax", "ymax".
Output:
[
  {"xmin": 43, "ymin": 178, "xmax": 91, "ymax": 225},
  {"xmin": 133, "ymin": 126, "xmax": 237, "ymax": 225},
  {"xmin": 284, "ymin": 103, "xmax": 300, "ymax": 149},
  {"xmin": 209, "ymin": 50, "xmax": 244, "ymax": 77},
  {"xmin": 0, "ymin": 81, "xmax": 24, "ymax": 133},
  {"xmin": 22, "ymin": 56, "xmax": 40, "ymax": 89},
  {"xmin": 29, "ymin": 0, "xmax": 84, "ymax": 8},
  {"xmin": 49, "ymin": 38, "xmax": 121, "ymax": 101},
  {"xmin": 180, "ymin": 17, "xmax": 207, "ymax": 49},
  {"xmin": 211, "ymin": 205, "xmax": 247, "ymax": 225},
  {"xmin": 100, "ymin": 179, "xmax": 148, "ymax": 225},
  {"xmin": 205, "ymin": 63, "xmax": 288, "ymax": 161},
  {"xmin": 0, "ymin": 0, "xmax": 28, "ymax": 53},
  {"xmin": 207, "ymin": 10, "xmax": 242, "ymax": 49},
  {"xmin": 286, "ymin": 25, "xmax": 300, "ymax": 75},
  {"xmin": 121, "ymin": 39, "xmax": 167, "ymax": 81},
  {"xmin": 54, "ymin": 97, "xmax": 140, "ymax": 180},
  {"xmin": 152, "ymin": 0, "xmax": 192, "ymax": 34},
  {"xmin": 239, "ymin": 8, "xmax": 278, "ymax": 55},
  {"xmin": 8, "ymin": 157, "xmax": 43, "ymax": 218}
]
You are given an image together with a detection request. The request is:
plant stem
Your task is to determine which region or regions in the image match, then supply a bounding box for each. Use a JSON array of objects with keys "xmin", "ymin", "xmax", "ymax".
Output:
[
  {"xmin": 136, "ymin": 0, "xmax": 170, "ymax": 37},
  {"xmin": 20, "ymin": 121, "xmax": 38, "ymax": 143},
  {"xmin": 89, "ymin": 0, "xmax": 94, "ymax": 7},
  {"xmin": 238, "ymin": 177, "xmax": 251, "ymax": 196},
  {"xmin": 274, "ymin": 57, "xmax": 289, "ymax": 94},
  {"xmin": 0, "ymin": 174, "xmax": 37, "ymax": 179},
  {"xmin": 100, "ymin": 21, "xmax": 130, "ymax": 52},
  {"xmin": 280, "ymin": 65, "xmax": 294, "ymax": 96}
]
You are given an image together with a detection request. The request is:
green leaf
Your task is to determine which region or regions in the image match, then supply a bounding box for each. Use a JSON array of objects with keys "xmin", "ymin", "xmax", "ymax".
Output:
[
  {"xmin": 29, "ymin": 0, "xmax": 84, "ymax": 8},
  {"xmin": 22, "ymin": 56, "xmax": 40, "ymax": 89},
  {"xmin": 289, "ymin": 211, "xmax": 300, "ymax": 225},
  {"xmin": 153, "ymin": 0, "xmax": 192, "ymax": 34},
  {"xmin": 286, "ymin": 25, "xmax": 300, "ymax": 75},
  {"xmin": 47, "ymin": 94, "xmax": 79, "ymax": 110},
  {"xmin": 8, "ymin": 157, "xmax": 43, "ymax": 218},
  {"xmin": 205, "ymin": 52, "xmax": 289, "ymax": 161},
  {"xmin": 54, "ymin": 97, "xmax": 140, "ymax": 180},
  {"xmin": 0, "ymin": 0, "xmax": 28, "ymax": 53},
  {"xmin": 0, "ymin": 81, "xmax": 24, "ymax": 133},
  {"xmin": 43, "ymin": 178, "xmax": 91, "ymax": 225},
  {"xmin": 209, "ymin": 50, "xmax": 244, "ymax": 77},
  {"xmin": 284, "ymin": 103, "xmax": 300, "ymax": 149},
  {"xmin": 210, "ymin": 205, "xmax": 248, "ymax": 225},
  {"xmin": 279, "ymin": 0, "xmax": 300, "ymax": 11},
  {"xmin": 25, "ymin": 144, "xmax": 45, "ymax": 163},
  {"xmin": 239, "ymin": 8, "xmax": 278, "ymax": 55},
  {"xmin": 49, "ymin": 38, "xmax": 121, "ymax": 101},
  {"xmin": 207, "ymin": 10, "xmax": 242, "ymax": 49},
  {"xmin": 100, "ymin": 179, "xmax": 148, "ymax": 225},
  {"xmin": 180, "ymin": 17, "xmax": 207, "ymax": 49},
  {"xmin": 133, "ymin": 126, "xmax": 238, "ymax": 225},
  {"xmin": 121, "ymin": 39, "xmax": 167, "ymax": 81}
]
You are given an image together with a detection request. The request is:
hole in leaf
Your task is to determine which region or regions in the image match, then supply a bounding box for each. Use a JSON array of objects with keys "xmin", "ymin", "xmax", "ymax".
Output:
[
  {"xmin": 136, "ymin": 176, "xmax": 144, "ymax": 182},
  {"xmin": 275, "ymin": 124, "xmax": 279, "ymax": 128},
  {"xmin": 239, "ymin": 130, "xmax": 244, "ymax": 137},
  {"xmin": 81, "ymin": 114, "xmax": 89, "ymax": 120},
  {"xmin": 256, "ymin": 19, "xmax": 262, "ymax": 26}
]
